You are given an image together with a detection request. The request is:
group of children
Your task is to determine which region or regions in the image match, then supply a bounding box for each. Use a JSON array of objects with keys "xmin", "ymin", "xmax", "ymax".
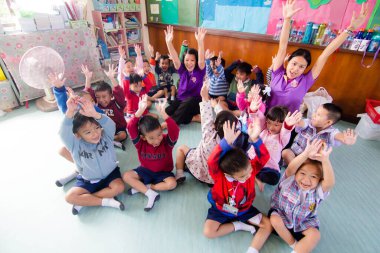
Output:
[{"xmin": 52, "ymin": 1, "xmax": 368, "ymax": 252}]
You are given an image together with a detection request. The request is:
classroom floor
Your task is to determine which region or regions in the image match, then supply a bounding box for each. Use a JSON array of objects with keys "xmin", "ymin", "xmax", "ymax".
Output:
[{"xmin": 0, "ymin": 101, "xmax": 379, "ymax": 253}]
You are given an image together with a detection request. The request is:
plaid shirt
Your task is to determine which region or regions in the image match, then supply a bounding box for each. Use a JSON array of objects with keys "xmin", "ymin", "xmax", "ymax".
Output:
[
  {"xmin": 291, "ymin": 119, "xmax": 341, "ymax": 155},
  {"xmin": 270, "ymin": 174, "xmax": 329, "ymax": 232}
]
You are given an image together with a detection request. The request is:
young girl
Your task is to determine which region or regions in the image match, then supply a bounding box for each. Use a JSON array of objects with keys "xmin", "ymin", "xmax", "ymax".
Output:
[
  {"xmin": 175, "ymin": 81, "xmax": 241, "ymax": 185},
  {"xmin": 204, "ymin": 120, "xmax": 272, "ymax": 253},
  {"xmin": 164, "ymin": 25, "xmax": 207, "ymax": 125},
  {"xmin": 60, "ymin": 96, "xmax": 125, "ymax": 215},
  {"xmin": 123, "ymin": 95, "xmax": 180, "ymax": 211},
  {"xmin": 269, "ymin": 139, "xmax": 334, "ymax": 253},
  {"xmin": 266, "ymin": 0, "xmax": 368, "ymax": 112}
]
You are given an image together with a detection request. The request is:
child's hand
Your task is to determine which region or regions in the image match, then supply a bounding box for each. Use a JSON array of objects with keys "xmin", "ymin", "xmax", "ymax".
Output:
[
  {"xmin": 134, "ymin": 44, "xmax": 142, "ymax": 56},
  {"xmin": 66, "ymin": 94, "xmax": 79, "ymax": 113},
  {"xmin": 282, "ymin": 0, "xmax": 302, "ymax": 20},
  {"xmin": 205, "ymin": 49, "xmax": 211, "ymax": 60},
  {"xmin": 250, "ymin": 85, "xmax": 261, "ymax": 97},
  {"xmin": 249, "ymin": 94, "xmax": 262, "ymax": 112},
  {"xmin": 118, "ymin": 45, "xmax": 125, "ymax": 58},
  {"xmin": 223, "ymin": 121, "xmax": 241, "ymax": 145},
  {"xmin": 182, "ymin": 40, "xmax": 189, "ymax": 47},
  {"xmin": 78, "ymin": 97, "xmax": 100, "ymax": 119},
  {"xmin": 148, "ymin": 44, "xmax": 154, "ymax": 57},
  {"xmin": 195, "ymin": 27, "xmax": 207, "ymax": 42},
  {"xmin": 210, "ymin": 98, "xmax": 218, "ymax": 108},
  {"xmin": 284, "ymin": 110, "xmax": 303, "ymax": 126},
  {"xmin": 342, "ymin": 129, "xmax": 357, "ymax": 145},
  {"xmin": 168, "ymin": 53, "xmax": 173, "ymax": 61},
  {"xmin": 248, "ymin": 117, "xmax": 261, "ymax": 142},
  {"xmin": 251, "ymin": 65, "xmax": 258, "ymax": 73},
  {"xmin": 304, "ymin": 139, "xmax": 323, "ymax": 158},
  {"xmin": 65, "ymin": 86, "xmax": 75, "ymax": 99},
  {"xmin": 81, "ymin": 65, "xmax": 93, "ymax": 80},
  {"xmin": 104, "ymin": 64, "xmax": 117, "ymax": 80},
  {"xmin": 136, "ymin": 94, "xmax": 148, "ymax": 117},
  {"xmin": 237, "ymin": 79, "xmax": 247, "ymax": 94},
  {"xmin": 155, "ymin": 98, "xmax": 168, "ymax": 120},
  {"xmin": 310, "ymin": 143, "xmax": 333, "ymax": 162},
  {"xmin": 348, "ymin": 3, "xmax": 368, "ymax": 30},
  {"xmin": 155, "ymin": 51, "xmax": 161, "ymax": 61},
  {"xmin": 200, "ymin": 79, "xmax": 210, "ymax": 101},
  {"xmin": 165, "ymin": 25, "xmax": 174, "ymax": 43},
  {"xmin": 48, "ymin": 72, "xmax": 66, "ymax": 88}
]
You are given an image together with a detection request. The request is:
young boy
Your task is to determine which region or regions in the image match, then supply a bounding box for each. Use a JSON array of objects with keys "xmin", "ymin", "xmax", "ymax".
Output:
[
  {"xmin": 49, "ymin": 71, "xmax": 104, "ymax": 187},
  {"xmin": 204, "ymin": 120, "xmax": 272, "ymax": 253},
  {"xmin": 142, "ymin": 59, "xmax": 164, "ymax": 99},
  {"xmin": 83, "ymin": 64, "xmax": 127, "ymax": 150},
  {"xmin": 219, "ymin": 60, "xmax": 264, "ymax": 116},
  {"xmin": 205, "ymin": 50, "xmax": 228, "ymax": 101},
  {"xmin": 148, "ymin": 44, "xmax": 177, "ymax": 102},
  {"xmin": 60, "ymin": 96, "xmax": 125, "ymax": 215},
  {"xmin": 123, "ymin": 95, "xmax": 179, "ymax": 211},
  {"xmin": 282, "ymin": 103, "xmax": 357, "ymax": 165}
]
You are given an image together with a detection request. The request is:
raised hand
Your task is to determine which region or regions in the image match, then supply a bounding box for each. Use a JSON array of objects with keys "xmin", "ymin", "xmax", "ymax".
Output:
[
  {"xmin": 148, "ymin": 44, "xmax": 154, "ymax": 57},
  {"xmin": 137, "ymin": 94, "xmax": 148, "ymax": 113},
  {"xmin": 164, "ymin": 25, "xmax": 174, "ymax": 43},
  {"xmin": 210, "ymin": 98, "xmax": 218, "ymax": 108},
  {"xmin": 310, "ymin": 143, "xmax": 333, "ymax": 162},
  {"xmin": 200, "ymin": 79, "xmax": 210, "ymax": 101},
  {"xmin": 81, "ymin": 65, "xmax": 93, "ymax": 80},
  {"xmin": 155, "ymin": 51, "xmax": 161, "ymax": 61},
  {"xmin": 195, "ymin": 27, "xmax": 207, "ymax": 42},
  {"xmin": 342, "ymin": 129, "xmax": 357, "ymax": 145},
  {"xmin": 249, "ymin": 94, "xmax": 262, "ymax": 112},
  {"xmin": 118, "ymin": 45, "xmax": 126, "ymax": 58},
  {"xmin": 237, "ymin": 79, "xmax": 247, "ymax": 94},
  {"xmin": 155, "ymin": 98, "xmax": 169, "ymax": 119},
  {"xmin": 223, "ymin": 121, "xmax": 241, "ymax": 145},
  {"xmin": 248, "ymin": 117, "xmax": 262, "ymax": 142},
  {"xmin": 349, "ymin": 3, "xmax": 369, "ymax": 30},
  {"xmin": 250, "ymin": 85, "xmax": 261, "ymax": 97},
  {"xmin": 134, "ymin": 44, "xmax": 142, "ymax": 56},
  {"xmin": 304, "ymin": 139, "xmax": 323, "ymax": 158},
  {"xmin": 182, "ymin": 40, "xmax": 189, "ymax": 47},
  {"xmin": 282, "ymin": 0, "xmax": 302, "ymax": 20},
  {"xmin": 66, "ymin": 94, "xmax": 79, "ymax": 113},
  {"xmin": 48, "ymin": 72, "xmax": 66, "ymax": 88},
  {"xmin": 104, "ymin": 64, "xmax": 117, "ymax": 79},
  {"xmin": 78, "ymin": 97, "xmax": 98, "ymax": 118},
  {"xmin": 284, "ymin": 110, "xmax": 303, "ymax": 126},
  {"xmin": 205, "ymin": 49, "xmax": 211, "ymax": 60}
]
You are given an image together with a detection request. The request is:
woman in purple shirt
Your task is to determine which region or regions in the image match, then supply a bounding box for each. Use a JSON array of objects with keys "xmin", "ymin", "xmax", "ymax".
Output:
[
  {"xmin": 164, "ymin": 25, "xmax": 207, "ymax": 125},
  {"xmin": 267, "ymin": 0, "xmax": 368, "ymax": 113}
]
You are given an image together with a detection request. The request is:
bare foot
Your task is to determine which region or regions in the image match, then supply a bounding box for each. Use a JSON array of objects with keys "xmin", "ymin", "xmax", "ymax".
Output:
[
  {"xmin": 255, "ymin": 178, "xmax": 265, "ymax": 192},
  {"xmin": 191, "ymin": 114, "xmax": 201, "ymax": 123},
  {"xmin": 161, "ymin": 122, "xmax": 167, "ymax": 129}
]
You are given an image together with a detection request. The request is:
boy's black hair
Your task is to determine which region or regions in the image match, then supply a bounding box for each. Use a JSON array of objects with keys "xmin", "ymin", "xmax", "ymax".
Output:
[
  {"xmin": 143, "ymin": 59, "xmax": 149, "ymax": 64},
  {"xmin": 129, "ymin": 73, "xmax": 143, "ymax": 85},
  {"xmin": 236, "ymin": 62, "xmax": 252, "ymax": 75},
  {"xmin": 266, "ymin": 106, "xmax": 289, "ymax": 123},
  {"xmin": 159, "ymin": 55, "xmax": 170, "ymax": 62},
  {"xmin": 76, "ymin": 90, "xmax": 91, "ymax": 97},
  {"xmin": 289, "ymin": 48, "xmax": 312, "ymax": 67},
  {"xmin": 210, "ymin": 56, "xmax": 226, "ymax": 67},
  {"xmin": 219, "ymin": 147, "xmax": 250, "ymax": 175},
  {"xmin": 322, "ymin": 103, "xmax": 342, "ymax": 124},
  {"xmin": 125, "ymin": 58, "xmax": 133, "ymax": 64},
  {"xmin": 138, "ymin": 115, "xmax": 161, "ymax": 136},
  {"xmin": 214, "ymin": 111, "xmax": 239, "ymax": 139},
  {"xmin": 182, "ymin": 48, "xmax": 199, "ymax": 67},
  {"xmin": 72, "ymin": 113, "xmax": 101, "ymax": 134},
  {"xmin": 94, "ymin": 81, "xmax": 112, "ymax": 95}
]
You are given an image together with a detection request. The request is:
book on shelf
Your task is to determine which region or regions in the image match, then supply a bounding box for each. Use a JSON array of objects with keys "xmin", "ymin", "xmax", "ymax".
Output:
[{"xmin": 125, "ymin": 15, "xmax": 140, "ymax": 29}]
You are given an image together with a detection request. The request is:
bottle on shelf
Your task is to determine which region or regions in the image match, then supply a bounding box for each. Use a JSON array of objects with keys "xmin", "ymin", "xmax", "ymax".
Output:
[
  {"xmin": 320, "ymin": 22, "xmax": 332, "ymax": 46},
  {"xmin": 296, "ymin": 25, "xmax": 305, "ymax": 43},
  {"xmin": 310, "ymin": 23, "xmax": 320, "ymax": 44},
  {"xmin": 313, "ymin": 23, "xmax": 326, "ymax": 45},
  {"xmin": 273, "ymin": 18, "xmax": 283, "ymax": 40},
  {"xmin": 367, "ymin": 31, "xmax": 380, "ymax": 53},
  {"xmin": 349, "ymin": 28, "xmax": 365, "ymax": 51},
  {"xmin": 358, "ymin": 29, "xmax": 373, "ymax": 52},
  {"xmin": 302, "ymin": 22, "xmax": 314, "ymax": 44},
  {"xmin": 289, "ymin": 26, "xmax": 298, "ymax": 42},
  {"xmin": 342, "ymin": 35, "xmax": 354, "ymax": 49}
]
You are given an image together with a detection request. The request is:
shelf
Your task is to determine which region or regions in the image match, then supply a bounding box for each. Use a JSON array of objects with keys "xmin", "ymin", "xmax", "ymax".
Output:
[
  {"xmin": 125, "ymin": 26, "xmax": 141, "ymax": 30},
  {"xmin": 127, "ymin": 41, "xmax": 142, "ymax": 45},
  {"xmin": 107, "ymin": 45, "xmax": 123, "ymax": 49},
  {"xmin": 104, "ymin": 28, "xmax": 124, "ymax": 33}
]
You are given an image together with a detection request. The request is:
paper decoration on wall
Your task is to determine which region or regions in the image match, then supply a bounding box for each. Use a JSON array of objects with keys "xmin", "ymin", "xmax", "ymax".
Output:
[
  {"xmin": 356, "ymin": 0, "xmax": 367, "ymax": 4},
  {"xmin": 200, "ymin": 0, "xmax": 273, "ymax": 34},
  {"xmin": 147, "ymin": 0, "xmax": 196, "ymax": 26},
  {"xmin": 367, "ymin": 0, "xmax": 379, "ymax": 29},
  {"xmin": 307, "ymin": 0, "xmax": 331, "ymax": 9}
]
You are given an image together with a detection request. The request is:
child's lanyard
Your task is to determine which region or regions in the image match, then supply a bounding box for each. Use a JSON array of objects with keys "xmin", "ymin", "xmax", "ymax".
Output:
[
  {"xmin": 361, "ymin": 46, "xmax": 380, "ymax": 69},
  {"xmin": 229, "ymin": 182, "xmax": 240, "ymax": 206}
]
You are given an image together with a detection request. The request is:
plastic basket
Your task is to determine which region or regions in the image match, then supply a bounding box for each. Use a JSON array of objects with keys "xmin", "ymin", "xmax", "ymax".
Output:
[
  {"xmin": 365, "ymin": 99, "xmax": 380, "ymax": 124},
  {"xmin": 356, "ymin": 114, "xmax": 380, "ymax": 141}
]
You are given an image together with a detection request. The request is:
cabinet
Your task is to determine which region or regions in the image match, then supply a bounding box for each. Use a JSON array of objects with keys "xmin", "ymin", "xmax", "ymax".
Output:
[{"xmin": 92, "ymin": 6, "xmax": 144, "ymax": 62}]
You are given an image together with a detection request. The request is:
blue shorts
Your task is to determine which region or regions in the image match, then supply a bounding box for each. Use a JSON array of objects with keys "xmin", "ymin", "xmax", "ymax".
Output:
[
  {"xmin": 160, "ymin": 84, "xmax": 173, "ymax": 91},
  {"xmin": 268, "ymin": 208, "xmax": 319, "ymax": 241},
  {"xmin": 134, "ymin": 166, "xmax": 174, "ymax": 185},
  {"xmin": 207, "ymin": 205, "xmax": 261, "ymax": 224},
  {"xmin": 75, "ymin": 167, "xmax": 122, "ymax": 193},
  {"xmin": 147, "ymin": 86, "xmax": 161, "ymax": 97},
  {"xmin": 226, "ymin": 100, "xmax": 239, "ymax": 111}
]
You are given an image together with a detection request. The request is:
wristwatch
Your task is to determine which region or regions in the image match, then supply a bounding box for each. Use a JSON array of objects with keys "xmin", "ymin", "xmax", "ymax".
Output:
[{"xmin": 344, "ymin": 28, "xmax": 354, "ymax": 36}]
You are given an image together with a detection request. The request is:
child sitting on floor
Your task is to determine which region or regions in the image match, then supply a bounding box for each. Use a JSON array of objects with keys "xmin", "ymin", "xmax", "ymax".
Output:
[
  {"xmin": 123, "ymin": 95, "xmax": 180, "ymax": 211},
  {"xmin": 203, "ymin": 120, "xmax": 272, "ymax": 253},
  {"xmin": 83, "ymin": 64, "xmax": 127, "ymax": 150},
  {"xmin": 282, "ymin": 103, "xmax": 357, "ymax": 165},
  {"xmin": 142, "ymin": 59, "xmax": 164, "ymax": 99},
  {"xmin": 205, "ymin": 50, "xmax": 228, "ymax": 101},
  {"xmin": 60, "ymin": 96, "xmax": 125, "ymax": 215},
  {"xmin": 270, "ymin": 139, "xmax": 334, "ymax": 253}
]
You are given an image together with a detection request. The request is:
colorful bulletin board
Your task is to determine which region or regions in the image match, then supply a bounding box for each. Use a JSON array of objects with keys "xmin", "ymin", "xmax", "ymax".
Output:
[
  {"xmin": 199, "ymin": 0, "xmax": 273, "ymax": 34},
  {"xmin": 146, "ymin": 0, "xmax": 197, "ymax": 27},
  {"xmin": 266, "ymin": 0, "xmax": 377, "ymax": 35}
]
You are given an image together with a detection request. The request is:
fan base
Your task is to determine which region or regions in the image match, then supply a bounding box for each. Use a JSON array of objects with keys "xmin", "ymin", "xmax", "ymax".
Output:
[{"xmin": 35, "ymin": 96, "xmax": 58, "ymax": 112}]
